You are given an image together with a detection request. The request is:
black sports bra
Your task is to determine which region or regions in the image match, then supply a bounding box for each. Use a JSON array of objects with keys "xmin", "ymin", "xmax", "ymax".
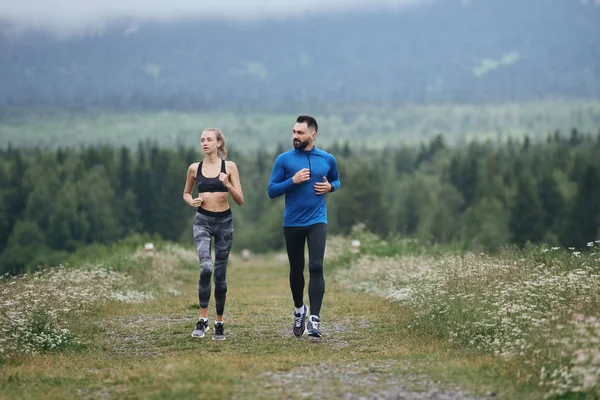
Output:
[{"xmin": 196, "ymin": 159, "xmax": 228, "ymax": 193}]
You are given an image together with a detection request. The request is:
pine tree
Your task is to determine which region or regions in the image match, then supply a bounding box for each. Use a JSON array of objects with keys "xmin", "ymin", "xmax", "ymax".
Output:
[
  {"xmin": 0, "ymin": 166, "xmax": 10, "ymax": 254},
  {"xmin": 569, "ymin": 128, "xmax": 581, "ymax": 146},
  {"xmin": 464, "ymin": 197, "xmax": 511, "ymax": 251},
  {"xmin": 335, "ymin": 162, "xmax": 388, "ymax": 235},
  {"xmin": 5, "ymin": 150, "xmax": 28, "ymax": 228},
  {"xmin": 133, "ymin": 142, "xmax": 151, "ymax": 233},
  {"xmin": 537, "ymin": 173, "xmax": 565, "ymax": 234},
  {"xmin": 46, "ymin": 182, "xmax": 82, "ymax": 251},
  {"xmin": 509, "ymin": 173, "xmax": 545, "ymax": 246},
  {"xmin": 394, "ymin": 146, "xmax": 416, "ymax": 176},
  {"xmin": 478, "ymin": 152, "xmax": 506, "ymax": 204},
  {"xmin": 116, "ymin": 146, "xmax": 133, "ymax": 197},
  {"xmin": 0, "ymin": 195, "xmax": 10, "ymax": 255},
  {"xmin": 448, "ymin": 150, "xmax": 479, "ymax": 209},
  {"xmin": 420, "ymin": 183, "xmax": 464, "ymax": 243},
  {"xmin": 341, "ymin": 141, "xmax": 352, "ymax": 158},
  {"xmin": 0, "ymin": 220, "xmax": 47, "ymax": 274},
  {"xmin": 562, "ymin": 165, "xmax": 600, "ymax": 248},
  {"xmin": 77, "ymin": 165, "xmax": 122, "ymax": 243}
]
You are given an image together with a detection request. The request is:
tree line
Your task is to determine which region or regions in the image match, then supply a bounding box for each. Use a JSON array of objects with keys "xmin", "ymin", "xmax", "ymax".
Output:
[{"xmin": 1, "ymin": 129, "xmax": 599, "ymax": 274}]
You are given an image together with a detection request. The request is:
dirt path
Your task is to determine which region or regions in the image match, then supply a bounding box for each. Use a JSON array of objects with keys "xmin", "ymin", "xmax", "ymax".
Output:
[{"xmin": 0, "ymin": 253, "xmax": 510, "ymax": 399}]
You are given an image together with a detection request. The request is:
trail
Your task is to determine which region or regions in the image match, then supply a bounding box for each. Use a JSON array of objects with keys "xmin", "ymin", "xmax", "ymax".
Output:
[{"xmin": 0, "ymin": 253, "xmax": 508, "ymax": 399}]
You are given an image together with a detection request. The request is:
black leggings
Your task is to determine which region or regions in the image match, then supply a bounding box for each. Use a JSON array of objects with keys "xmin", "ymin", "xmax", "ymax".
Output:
[{"xmin": 283, "ymin": 223, "xmax": 327, "ymax": 317}]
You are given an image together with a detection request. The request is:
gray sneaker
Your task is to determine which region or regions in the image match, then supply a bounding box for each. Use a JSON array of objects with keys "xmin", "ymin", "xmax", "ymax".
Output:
[
  {"xmin": 293, "ymin": 305, "xmax": 308, "ymax": 337},
  {"xmin": 307, "ymin": 315, "xmax": 322, "ymax": 338},
  {"xmin": 213, "ymin": 322, "xmax": 225, "ymax": 341},
  {"xmin": 191, "ymin": 318, "xmax": 209, "ymax": 338}
]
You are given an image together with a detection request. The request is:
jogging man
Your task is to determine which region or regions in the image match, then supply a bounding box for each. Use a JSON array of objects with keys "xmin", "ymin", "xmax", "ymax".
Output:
[{"xmin": 267, "ymin": 115, "xmax": 341, "ymax": 338}]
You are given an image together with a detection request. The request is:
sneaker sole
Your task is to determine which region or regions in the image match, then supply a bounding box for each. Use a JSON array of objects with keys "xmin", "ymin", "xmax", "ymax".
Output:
[
  {"xmin": 191, "ymin": 325, "xmax": 209, "ymax": 338},
  {"xmin": 212, "ymin": 336, "xmax": 226, "ymax": 341}
]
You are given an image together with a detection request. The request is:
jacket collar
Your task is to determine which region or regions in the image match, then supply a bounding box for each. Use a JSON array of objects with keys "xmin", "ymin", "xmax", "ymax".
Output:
[{"xmin": 294, "ymin": 146, "xmax": 316, "ymax": 154}]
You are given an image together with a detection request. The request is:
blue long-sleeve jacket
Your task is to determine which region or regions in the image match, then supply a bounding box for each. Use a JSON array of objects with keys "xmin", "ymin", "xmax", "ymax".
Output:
[{"xmin": 267, "ymin": 147, "xmax": 340, "ymax": 227}]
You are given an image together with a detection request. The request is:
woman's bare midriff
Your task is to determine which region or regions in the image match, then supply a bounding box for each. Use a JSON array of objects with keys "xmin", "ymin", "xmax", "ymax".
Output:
[
  {"xmin": 199, "ymin": 191, "xmax": 230, "ymax": 212},
  {"xmin": 193, "ymin": 162, "xmax": 231, "ymax": 212}
]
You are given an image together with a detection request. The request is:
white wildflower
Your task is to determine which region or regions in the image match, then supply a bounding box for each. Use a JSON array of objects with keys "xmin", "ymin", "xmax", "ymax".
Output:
[{"xmin": 334, "ymin": 240, "xmax": 600, "ymax": 397}]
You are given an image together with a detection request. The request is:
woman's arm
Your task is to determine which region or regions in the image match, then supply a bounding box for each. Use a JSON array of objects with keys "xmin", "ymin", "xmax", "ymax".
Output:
[
  {"xmin": 183, "ymin": 163, "xmax": 203, "ymax": 207},
  {"xmin": 223, "ymin": 161, "xmax": 244, "ymax": 206}
]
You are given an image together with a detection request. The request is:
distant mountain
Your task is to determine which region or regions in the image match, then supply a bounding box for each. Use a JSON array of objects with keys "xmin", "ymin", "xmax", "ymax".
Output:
[{"xmin": 1, "ymin": 0, "xmax": 599, "ymax": 111}]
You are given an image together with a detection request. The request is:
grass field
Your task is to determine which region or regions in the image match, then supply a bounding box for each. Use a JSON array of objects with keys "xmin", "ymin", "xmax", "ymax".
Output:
[
  {"xmin": 2, "ymin": 99, "xmax": 599, "ymax": 151},
  {"xmin": 0, "ymin": 233, "xmax": 598, "ymax": 399},
  {"xmin": 0, "ymin": 241, "xmax": 520, "ymax": 400}
]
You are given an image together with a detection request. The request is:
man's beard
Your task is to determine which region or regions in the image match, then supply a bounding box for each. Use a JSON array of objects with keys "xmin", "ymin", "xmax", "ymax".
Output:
[{"xmin": 293, "ymin": 139, "xmax": 309, "ymax": 150}]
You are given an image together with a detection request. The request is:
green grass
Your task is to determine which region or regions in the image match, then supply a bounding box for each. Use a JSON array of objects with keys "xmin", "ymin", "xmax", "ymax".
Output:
[
  {"xmin": 2, "ymin": 99, "xmax": 599, "ymax": 151},
  {"xmin": 0, "ymin": 244, "xmax": 531, "ymax": 400},
  {"xmin": 334, "ymin": 235, "xmax": 600, "ymax": 399}
]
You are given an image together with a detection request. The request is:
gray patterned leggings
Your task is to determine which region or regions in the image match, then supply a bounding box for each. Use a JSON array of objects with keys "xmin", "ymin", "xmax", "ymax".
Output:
[{"xmin": 193, "ymin": 209, "xmax": 234, "ymax": 316}]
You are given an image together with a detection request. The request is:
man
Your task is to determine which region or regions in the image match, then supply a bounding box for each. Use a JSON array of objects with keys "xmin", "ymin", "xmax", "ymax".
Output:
[{"xmin": 267, "ymin": 115, "xmax": 341, "ymax": 338}]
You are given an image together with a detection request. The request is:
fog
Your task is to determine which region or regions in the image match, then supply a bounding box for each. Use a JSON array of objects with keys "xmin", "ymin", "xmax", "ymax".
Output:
[{"xmin": 0, "ymin": 0, "xmax": 431, "ymax": 36}]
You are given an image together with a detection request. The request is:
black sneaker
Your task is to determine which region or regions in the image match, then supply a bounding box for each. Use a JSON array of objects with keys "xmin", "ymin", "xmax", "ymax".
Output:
[
  {"xmin": 307, "ymin": 315, "xmax": 322, "ymax": 338},
  {"xmin": 213, "ymin": 322, "xmax": 225, "ymax": 341},
  {"xmin": 293, "ymin": 305, "xmax": 308, "ymax": 337},
  {"xmin": 191, "ymin": 318, "xmax": 209, "ymax": 338}
]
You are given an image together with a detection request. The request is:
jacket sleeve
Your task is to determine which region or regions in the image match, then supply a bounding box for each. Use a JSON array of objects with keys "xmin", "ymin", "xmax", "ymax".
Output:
[
  {"xmin": 327, "ymin": 155, "xmax": 341, "ymax": 192},
  {"xmin": 267, "ymin": 155, "xmax": 294, "ymax": 199}
]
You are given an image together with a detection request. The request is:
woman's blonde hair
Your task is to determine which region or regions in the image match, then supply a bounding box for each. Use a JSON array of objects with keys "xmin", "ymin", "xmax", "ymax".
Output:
[{"xmin": 203, "ymin": 128, "xmax": 228, "ymax": 159}]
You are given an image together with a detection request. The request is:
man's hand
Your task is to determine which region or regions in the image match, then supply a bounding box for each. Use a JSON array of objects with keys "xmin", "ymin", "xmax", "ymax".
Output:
[
  {"xmin": 314, "ymin": 176, "xmax": 332, "ymax": 195},
  {"xmin": 292, "ymin": 168, "xmax": 310, "ymax": 184}
]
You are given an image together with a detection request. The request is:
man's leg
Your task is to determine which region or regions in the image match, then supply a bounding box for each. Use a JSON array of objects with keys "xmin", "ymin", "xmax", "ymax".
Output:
[
  {"xmin": 306, "ymin": 223, "xmax": 327, "ymax": 318},
  {"xmin": 284, "ymin": 226, "xmax": 309, "ymax": 337},
  {"xmin": 283, "ymin": 226, "xmax": 308, "ymax": 308}
]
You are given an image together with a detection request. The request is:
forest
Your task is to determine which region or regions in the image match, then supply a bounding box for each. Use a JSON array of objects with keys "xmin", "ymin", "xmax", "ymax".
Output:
[{"xmin": 1, "ymin": 127, "xmax": 599, "ymax": 275}]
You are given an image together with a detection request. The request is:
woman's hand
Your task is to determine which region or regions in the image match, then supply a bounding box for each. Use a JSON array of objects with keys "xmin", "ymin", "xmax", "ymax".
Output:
[
  {"xmin": 219, "ymin": 172, "xmax": 232, "ymax": 189},
  {"xmin": 191, "ymin": 196, "xmax": 204, "ymax": 207}
]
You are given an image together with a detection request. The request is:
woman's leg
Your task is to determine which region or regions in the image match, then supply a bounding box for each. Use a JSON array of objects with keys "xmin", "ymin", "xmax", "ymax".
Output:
[
  {"xmin": 193, "ymin": 213, "xmax": 214, "ymax": 319},
  {"xmin": 213, "ymin": 213, "xmax": 234, "ymax": 321}
]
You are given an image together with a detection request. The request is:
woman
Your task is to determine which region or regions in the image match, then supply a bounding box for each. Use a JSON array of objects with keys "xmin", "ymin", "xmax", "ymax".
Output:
[{"xmin": 183, "ymin": 128, "xmax": 244, "ymax": 340}]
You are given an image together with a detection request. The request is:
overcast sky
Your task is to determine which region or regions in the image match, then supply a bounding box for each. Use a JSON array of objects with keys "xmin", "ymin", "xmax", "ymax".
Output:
[{"xmin": 0, "ymin": 0, "xmax": 431, "ymax": 36}]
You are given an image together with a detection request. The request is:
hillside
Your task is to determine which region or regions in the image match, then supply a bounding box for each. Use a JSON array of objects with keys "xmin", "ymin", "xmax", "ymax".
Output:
[
  {"xmin": 1, "ymin": 0, "xmax": 599, "ymax": 111},
  {"xmin": 2, "ymin": 100, "xmax": 600, "ymax": 150}
]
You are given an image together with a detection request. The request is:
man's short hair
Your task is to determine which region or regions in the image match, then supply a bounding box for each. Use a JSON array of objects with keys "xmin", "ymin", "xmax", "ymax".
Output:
[{"xmin": 296, "ymin": 115, "xmax": 318, "ymax": 133}]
